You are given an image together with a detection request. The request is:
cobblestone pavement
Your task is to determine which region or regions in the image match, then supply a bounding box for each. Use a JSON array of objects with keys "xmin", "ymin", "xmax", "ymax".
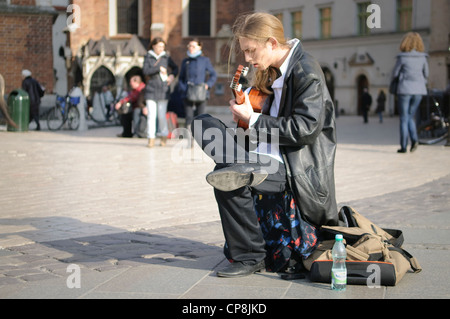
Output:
[{"xmin": 0, "ymin": 115, "xmax": 449, "ymax": 299}]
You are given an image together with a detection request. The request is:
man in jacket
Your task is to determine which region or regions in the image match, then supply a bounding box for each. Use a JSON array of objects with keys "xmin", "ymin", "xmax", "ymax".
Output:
[
  {"xmin": 191, "ymin": 12, "xmax": 338, "ymax": 277},
  {"xmin": 22, "ymin": 70, "xmax": 44, "ymax": 131},
  {"xmin": 115, "ymin": 75, "xmax": 146, "ymax": 138}
]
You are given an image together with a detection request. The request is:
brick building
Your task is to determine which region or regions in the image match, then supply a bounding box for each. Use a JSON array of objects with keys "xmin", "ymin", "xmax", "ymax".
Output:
[
  {"xmin": 0, "ymin": 0, "xmax": 57, "ymax": 95},
  {"xmin": 67, "ymin": 0, "xmax": 254, "ymax": 107},
  {"xmin": 1, "ymin": 0, "xmax": 255, "ymax": 110}
]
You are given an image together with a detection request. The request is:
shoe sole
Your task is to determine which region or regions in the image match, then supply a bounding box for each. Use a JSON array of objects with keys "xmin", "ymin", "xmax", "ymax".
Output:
[
  {"xmin": 206, "ymin": 169, "xmax": 268, "ymax": 192},
  {"xmin": 216, "ymin": 266, "xmax": 265, "ymax": 278}
]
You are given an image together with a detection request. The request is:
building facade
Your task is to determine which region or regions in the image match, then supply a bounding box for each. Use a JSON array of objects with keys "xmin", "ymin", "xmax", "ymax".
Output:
[
  {"xmin": 3, "ymin": 0, "xmax": 448, "ymax": 115},
  {"xmin": 0, "ymin": 0, "xmax": 59, "ymax": 95},
  {"xmin": 255, "ymin": 0, "xmax": 450, "ymax": 115},
  {"xmin": 66, "ymin": 0, "xmax": 254, "ymax": 107},
  {"xmin": 1, "ymin": 0, "xmax": 255, "ymax": 109}
]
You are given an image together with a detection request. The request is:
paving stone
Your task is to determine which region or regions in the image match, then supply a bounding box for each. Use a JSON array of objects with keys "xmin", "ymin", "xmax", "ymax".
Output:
[{"xmin": 0, "ymin": 116, "xmax": 449, "ymax": 299}]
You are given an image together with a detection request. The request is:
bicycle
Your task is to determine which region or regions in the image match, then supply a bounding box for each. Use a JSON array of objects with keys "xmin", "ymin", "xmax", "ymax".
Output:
[
  {"xmin": 46, "ymin": 95, "xmax": 81, "ymax": 131},
  {"xmin": 417, "ymin": 93, "xmax": 449, "ymax": 145}
]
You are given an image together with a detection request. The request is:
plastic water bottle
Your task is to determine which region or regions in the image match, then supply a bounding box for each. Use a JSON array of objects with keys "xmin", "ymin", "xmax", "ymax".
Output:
[{"xmin": 331, "ymin": 234, "xmax": 347, "ymax": 291}]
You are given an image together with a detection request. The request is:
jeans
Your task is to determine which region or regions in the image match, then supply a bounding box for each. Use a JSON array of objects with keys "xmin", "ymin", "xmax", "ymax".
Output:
[
  {"xmin": 146, "ymin": 99, "xmax": 168, "ymax": 139},
  {"xmin": 398, "ymin": 94, "xmax": 422, "ymax": 150},
  {"xmin": 132, "ymin": 108, "xmax": 142, "ymax": 137}
]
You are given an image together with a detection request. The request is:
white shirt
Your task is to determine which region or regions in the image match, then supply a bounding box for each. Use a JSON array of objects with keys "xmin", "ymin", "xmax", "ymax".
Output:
[{"xmin": 249, "ymin": 38, "xmax": 300, "ymax": 163}]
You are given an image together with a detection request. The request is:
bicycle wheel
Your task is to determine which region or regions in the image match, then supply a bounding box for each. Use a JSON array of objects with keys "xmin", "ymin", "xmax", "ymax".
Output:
[
  {"xmin": 418, "ymin": 123, "xmax": 448, "ymax": 145},
  {"xmin": 47, "ymin": 107, "xmax": 64, "ymax": 131},
  {"xmin": 67, "ymin": 106, "xmax": 80, "ymax": 130}
]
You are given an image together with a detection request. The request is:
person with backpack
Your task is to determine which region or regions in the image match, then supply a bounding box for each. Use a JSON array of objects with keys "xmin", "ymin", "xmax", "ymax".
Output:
[{"xmin": 21, "ymin": 70, "xmax": 44, "ymax": 131}]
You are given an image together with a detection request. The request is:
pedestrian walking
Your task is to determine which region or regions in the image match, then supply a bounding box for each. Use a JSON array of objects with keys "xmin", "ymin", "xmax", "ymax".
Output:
[
  {"xmin": 376, "ymin": 89, "xmax": 386, "ymax": 123},
  {"xmin": 21, "ymin": 70, "xmax": 44, "ymax": 131},
  {"xmin": 361, "ymin": 88, "xmax": 372, "ymax": 123},
  {"xmin": 391, "ymin": 32, "xmax": 429, "ymax": 153}
]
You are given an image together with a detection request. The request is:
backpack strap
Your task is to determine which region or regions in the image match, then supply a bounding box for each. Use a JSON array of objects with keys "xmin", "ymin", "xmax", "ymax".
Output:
[
  {"xmin": 341, "ymin": 206, "xmax": 406, "ymax": 247},
  {"xmin": 383, "ymin": 228, "xmax": 404, "ymax": 247},
  {"xmin": 388, "ymin": 246, "xmax": 422, "ymax": 273}
]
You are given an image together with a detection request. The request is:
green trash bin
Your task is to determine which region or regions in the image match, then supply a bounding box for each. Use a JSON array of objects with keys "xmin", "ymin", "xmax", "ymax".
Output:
[{"xmin": 7, "ymin": 89, "xmax": 29, "ymax": 132}]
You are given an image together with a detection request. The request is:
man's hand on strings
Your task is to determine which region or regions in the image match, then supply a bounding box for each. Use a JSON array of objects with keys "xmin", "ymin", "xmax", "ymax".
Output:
[{"xmin": 229, "ymin": 91, "xmax": 254, "ymax": 125}]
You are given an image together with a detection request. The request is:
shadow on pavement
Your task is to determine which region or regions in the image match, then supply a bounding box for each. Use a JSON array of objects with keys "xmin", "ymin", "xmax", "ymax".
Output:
[{"xmin": 0, "ymin": 216, "xmax": 224, "ymax": 285}]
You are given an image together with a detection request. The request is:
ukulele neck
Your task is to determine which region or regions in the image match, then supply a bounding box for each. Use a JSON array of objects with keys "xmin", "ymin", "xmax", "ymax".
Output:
[{"xmin": 230, "ymin": 65, "xmax": 248, "ymax": 105}]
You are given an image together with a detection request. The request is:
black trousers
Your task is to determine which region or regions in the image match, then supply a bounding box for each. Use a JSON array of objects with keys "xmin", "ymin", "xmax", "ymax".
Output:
[
  {"xmin": 29, "ymin": 103, "xmax": 40, "ymax": 128},
  {"xmin": 120, "ymin": 112, "xmax": 133, "ymax": 137},
  {"xmin": 184, "ymin": 99, "xmax": 206, "ymax": 128},
  {"xmin": 192, "ymin": 114, "xmax": 287, "ymax": 264}
]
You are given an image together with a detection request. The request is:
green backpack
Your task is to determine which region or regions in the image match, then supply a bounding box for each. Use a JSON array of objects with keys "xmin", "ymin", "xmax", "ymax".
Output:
[{"xmin": 303, "ymin": 206, "xmax": 422, "ymax": 286}]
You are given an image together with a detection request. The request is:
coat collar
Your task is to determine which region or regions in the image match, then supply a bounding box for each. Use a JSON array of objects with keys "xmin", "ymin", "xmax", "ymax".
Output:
[
  {"xmin": 284, "ymin": 39, "xmax": 304, "ymax": 78},
  {"xmin": 277, "ymin": 39, "xmax": 305, "ymax": 116}
]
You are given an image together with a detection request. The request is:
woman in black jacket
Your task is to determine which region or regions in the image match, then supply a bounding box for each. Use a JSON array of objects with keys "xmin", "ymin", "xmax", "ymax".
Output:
[
  {"xmin": 191, "ymin": 12, "xmax": 338, "ymax": 277},
  {"xmin": 143, "ymin": 37, "xmax": 178, "ymax": 147}
]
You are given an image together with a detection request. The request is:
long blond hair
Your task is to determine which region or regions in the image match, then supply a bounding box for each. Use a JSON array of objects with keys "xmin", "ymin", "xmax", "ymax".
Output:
[
  {"xmin": 399, "ymin": 32, "xmax": 425, "ymax": 52},
  {"xmin": 231, "ymin": 12, "xmax": 288, "ymax": 94}
]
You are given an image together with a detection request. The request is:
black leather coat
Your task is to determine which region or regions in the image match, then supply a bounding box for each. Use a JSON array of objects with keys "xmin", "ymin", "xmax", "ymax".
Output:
[{"xmin": 253, "ymin": 41, "xmax": 338, "ymax": 227}]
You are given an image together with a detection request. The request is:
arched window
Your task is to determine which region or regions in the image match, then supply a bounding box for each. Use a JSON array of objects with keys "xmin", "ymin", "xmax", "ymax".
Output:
[{"xmin": 90, "ymin": 66, "xmax": 115, "ymax": 98}]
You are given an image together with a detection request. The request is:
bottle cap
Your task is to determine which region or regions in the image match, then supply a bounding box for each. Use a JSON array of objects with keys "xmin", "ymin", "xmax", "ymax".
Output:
[{"xmin": 335, "ymin": 234, "xmax": 343, "ymax": 241}]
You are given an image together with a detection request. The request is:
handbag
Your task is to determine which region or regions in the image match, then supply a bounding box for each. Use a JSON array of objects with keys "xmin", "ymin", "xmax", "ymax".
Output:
[
  {"xmin": 389, "ymin": 76, "xmax": 399, "ymax": 95},
  {"xmin": 186, "ymin": 83, "xmax": 207, "ymax": 102},
  {"xmin": 117, "ymin": 102, "xmax": 131, "ymax": 115},
  {"xmin": 389, "ymin": 64, "xmax": 403, "ymax": 95}
]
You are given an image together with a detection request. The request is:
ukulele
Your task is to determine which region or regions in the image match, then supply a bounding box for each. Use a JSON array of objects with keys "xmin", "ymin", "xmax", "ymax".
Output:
[{"xmin": 230, "ymin": 65, "xmax": 268, "ymax": 129}]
